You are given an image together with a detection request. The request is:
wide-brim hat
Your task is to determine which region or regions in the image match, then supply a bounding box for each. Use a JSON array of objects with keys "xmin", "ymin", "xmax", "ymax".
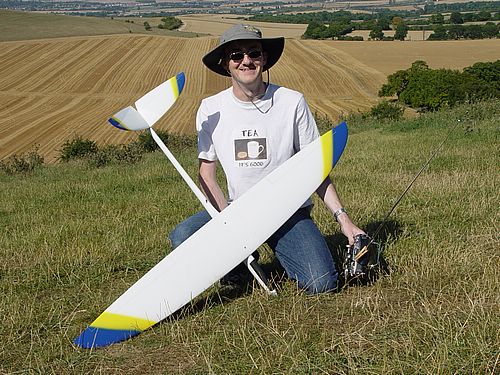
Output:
[{"xmin": 202, "ymin": 24, "xmax": 285, "ymax": 77}]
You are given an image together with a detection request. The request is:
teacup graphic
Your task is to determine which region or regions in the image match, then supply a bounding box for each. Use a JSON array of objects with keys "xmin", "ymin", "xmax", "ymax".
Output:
[{"xmin": 247, "ymin": 141, "xmax": 264, "ymax": 158}]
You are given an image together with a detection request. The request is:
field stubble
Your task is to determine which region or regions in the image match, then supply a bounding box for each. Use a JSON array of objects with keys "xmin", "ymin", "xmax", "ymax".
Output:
[
  {"xmin": 0, "ymin": 34, "xmax": 384, "ymax": 162},
  {"xmin": 178, "ymin": 14, "xmax": 307, "ymax": 38}
]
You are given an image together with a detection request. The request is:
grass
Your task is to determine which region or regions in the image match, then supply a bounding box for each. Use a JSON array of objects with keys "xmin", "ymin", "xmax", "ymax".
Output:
[
  {"xmin": 0, "ymin": 9, "xmax": 197, "ymax": 42},
  {"xmin": 0, "ymin": 100, "xmax": 499, "ymax": 373}
]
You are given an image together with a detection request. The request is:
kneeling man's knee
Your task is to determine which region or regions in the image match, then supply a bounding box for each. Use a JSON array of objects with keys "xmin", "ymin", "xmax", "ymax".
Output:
[
  {"xmin": 168, "ymin": 224, "xmax": 191, "ymax": 249},
  {"xmin": 301, "ymin": 272, "xmax": 338, "ymax": 295}
]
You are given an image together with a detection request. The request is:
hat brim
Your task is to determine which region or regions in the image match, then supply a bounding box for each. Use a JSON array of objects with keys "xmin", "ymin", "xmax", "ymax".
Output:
[{"xmin": 202, "ymin": 37, "xmax": 285, "ymax": 77}]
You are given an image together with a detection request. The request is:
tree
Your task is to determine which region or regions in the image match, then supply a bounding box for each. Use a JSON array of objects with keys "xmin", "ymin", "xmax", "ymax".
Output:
[
  {"xmin": 448, "ymin": 25, "xmax": 465, "ymax": 39},
  {"xmin": 143, "ymin": 21, "xmax": 151, "ymax": 31},
  {"xmin": 329, "ymin": 22, "xmax": 354, "ymax": 39},
  {"xmin": 399, "ymin": 69, "xmax": 461, "ymax": 110},
  {"xmin": 394, "ymin": 23, "xmax": 409, "ymax": 41},
  {"xmin": 463, "ymin": 25, "xmax": 483, "ymax": 39},
  {"xmin": 464, "ymin": 60, "xmax": 500, "ymax": 91},
  {"xmin": 376, "ymin": 18, "xmax": 391, "ymax": 30},
  {"xmin": 428, "ymin": 25, "xmax": 447, "ymax": 40},
  {"xmin": 482, "ymin": 22, "xmax": 499, "ymax": 38},
  {"xmin": 449, "ymin": 12, "xmax": 464, "ymax": 24},
  {"xmin": 476, "ymin": 11, "xmax": 492, "ymax": 22},
  {"xmin": 410, "ymin": 60, "xmax": 429, "ymax": 72},
  {"xmin": 430, "ymin": 13, "xmax": 444, "ymax": 24},
  {"xmin": 391, "ymin": 16, "xmax": 404, "ymax": 28},
  {"xmin": 462, "ymin": 13, "xmax": 474, "ymax": 23},
  {"xmin": 379, "ymin": 69, "xmax": 409, "ymax": 98},
  {"xmin": 303, "ymin": 22, "xmax": 328, "ymax": 39},
  {"xmin": 369, "ymin": 26, "xmax": 384, "ymax": 40},
  {"xmin": 161, "ymin": 16, "xmax": 182, "ymax": 30},
  {"xmin": 379, "ymin": 60, "xmax": 499, "ymax": 111}
]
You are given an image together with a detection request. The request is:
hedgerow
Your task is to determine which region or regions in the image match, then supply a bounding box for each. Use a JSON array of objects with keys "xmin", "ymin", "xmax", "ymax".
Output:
[{"xmin": 0, "ymin": 146, "xmax": 44, "ymax": 175}]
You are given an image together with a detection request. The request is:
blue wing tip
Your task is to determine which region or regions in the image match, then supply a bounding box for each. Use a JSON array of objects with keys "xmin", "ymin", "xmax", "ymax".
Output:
[
  {"xmin": 108, "ymin": 117, "xmax": 127, "ymax": 131},
  {"xmin": 335, "ymin": 122, "xmax": 348, "ymax": 138},
  {"xmin": 332, "ymin": 122, "xmax": 348, "ymax": 166},
  {"xmin": 73, "ymin": 327, "xmax": 141, "ymax": 349},
  {"xmin": 176, "ymin": 72, "xmax": 185, "ymax": 94}
]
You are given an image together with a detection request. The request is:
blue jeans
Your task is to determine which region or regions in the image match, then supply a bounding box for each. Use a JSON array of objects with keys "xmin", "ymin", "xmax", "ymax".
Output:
[{"xmin": 169, "ymin": 207, "xmax": 338, "ymax": 294}]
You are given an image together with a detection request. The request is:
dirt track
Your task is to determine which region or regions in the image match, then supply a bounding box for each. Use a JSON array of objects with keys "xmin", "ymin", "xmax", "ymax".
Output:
[{"xmin": 0, "ymin": 34, "xmax": 385, "ymax": 162}]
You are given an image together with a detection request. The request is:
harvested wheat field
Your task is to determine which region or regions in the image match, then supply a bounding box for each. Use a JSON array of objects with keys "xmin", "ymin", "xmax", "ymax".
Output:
[
  {"xmin": 0, "ymin": 34, "xmax": 384, "ymax": 162},
  {"xmin": 179, "ymin": 14, "xmax": 307, "ymax": 38},
  {"xmin": 329, "ymin": 39, "xmax": 500, "ymax": 75}
]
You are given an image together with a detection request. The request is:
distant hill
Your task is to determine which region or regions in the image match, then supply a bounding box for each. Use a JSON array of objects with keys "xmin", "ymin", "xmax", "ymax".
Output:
[{"xmin": 0, "ymin": 9, "xmax": 194, "ymax": 42}]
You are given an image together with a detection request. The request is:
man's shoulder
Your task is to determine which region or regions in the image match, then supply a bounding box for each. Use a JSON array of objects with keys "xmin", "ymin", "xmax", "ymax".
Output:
[
  {"xmin": 201, "ymin": 87, "xmax": 232, "ymax": 106},
  {"xmin": 272, "ymin": 84, "xmax": 304, "ymax": 100}
]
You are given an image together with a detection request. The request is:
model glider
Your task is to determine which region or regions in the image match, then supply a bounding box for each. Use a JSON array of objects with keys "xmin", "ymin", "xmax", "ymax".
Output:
[
  {"xmin": 73, "ymin": 73, "xmax": 348, "ymax": 349},
  {"xmin": 108, "ymin": 72, "xmax": 274, "ymax": 293}
]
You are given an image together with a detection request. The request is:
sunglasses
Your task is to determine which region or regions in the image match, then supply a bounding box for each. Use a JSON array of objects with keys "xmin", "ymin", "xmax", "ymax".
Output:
[{"xmin": 228, "ymin": 49, "xmax": 263, "ymax": 62}]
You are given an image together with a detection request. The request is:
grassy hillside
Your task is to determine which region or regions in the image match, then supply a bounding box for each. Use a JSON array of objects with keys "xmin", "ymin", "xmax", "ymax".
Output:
[
  {"xmin": 0, "ymin": 9, "xmax": 195, "ymax": 42},
  {"xmin": 0, "ymin": 100, "xmax": 498, "ymax": 373}
]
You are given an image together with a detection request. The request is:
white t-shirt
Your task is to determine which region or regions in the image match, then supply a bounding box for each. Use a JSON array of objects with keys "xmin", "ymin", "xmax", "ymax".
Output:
[{"xmin": 197, "ymin": 84, "xmax": 319, "ymax": 204}]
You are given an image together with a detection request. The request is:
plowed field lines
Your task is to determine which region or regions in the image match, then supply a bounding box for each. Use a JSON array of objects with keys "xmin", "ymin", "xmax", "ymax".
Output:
[
  {"xmin": 0, "ymin": 34, "xmax": 394, "ymax": 162},
  {"xmin": 0, "ymin": 96, "xmax": 26, "ymax": 116},
  {"xmin": 274, "ymin": 40, "xmax": 385, "ymax": 116},
  {"xmin": 328, "ymin": 39, "xmax": 500, "ymax": 75}
]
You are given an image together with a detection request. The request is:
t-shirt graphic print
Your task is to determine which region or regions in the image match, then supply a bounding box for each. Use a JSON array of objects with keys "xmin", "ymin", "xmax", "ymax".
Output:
[{"xmin": 234, "ymin": 137, "xmax": 267, "ymax": 168}]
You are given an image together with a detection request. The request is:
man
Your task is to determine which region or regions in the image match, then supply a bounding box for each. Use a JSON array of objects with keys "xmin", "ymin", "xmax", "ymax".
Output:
[{"xmin": 169, "ymin": 24, "xmax": 365, "ymax": 294}]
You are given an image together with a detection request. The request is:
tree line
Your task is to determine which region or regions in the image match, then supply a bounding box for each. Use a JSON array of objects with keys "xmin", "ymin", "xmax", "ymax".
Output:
[
  {"xmin": 379, "ymin": 60, "xmax": 500, "ymax": 111},
  {"xmin": 428, "ymin": 23, "xmax": 499, "ymax": 40},
  {"xmin": 249, "ymin": 8, "xmax": 499, "ymax": 41},
  {"xmin": 424, "ymin": 1, "xmax": 500, "ymax": 14}
]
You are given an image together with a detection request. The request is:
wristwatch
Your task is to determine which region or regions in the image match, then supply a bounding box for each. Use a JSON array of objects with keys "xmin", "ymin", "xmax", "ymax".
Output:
[{"xmin": 333, "ymin": 207, "xmax": 347, "ymax": 222}]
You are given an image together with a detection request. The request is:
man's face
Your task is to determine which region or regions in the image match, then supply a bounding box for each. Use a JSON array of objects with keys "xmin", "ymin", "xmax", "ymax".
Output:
[{"xmin": 223, "ymin": 41, "xmax": 267, "ymax": 85}]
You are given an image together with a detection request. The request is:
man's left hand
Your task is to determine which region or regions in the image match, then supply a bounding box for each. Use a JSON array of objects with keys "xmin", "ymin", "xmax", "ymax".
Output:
[{"xmin": 337, "ymin": 214, "xmax": 366, "ymax": 245}]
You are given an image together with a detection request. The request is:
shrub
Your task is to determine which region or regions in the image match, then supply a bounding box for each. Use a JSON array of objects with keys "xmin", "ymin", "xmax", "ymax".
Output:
[
  {"xmin": 135, "ymin": 130, "xmax": 196, "ymax": 153},
  {"xmin": 59, "ymin": 136, "xmax": 98, "ymax": 162},
  {"xmin": 87, "ymin": 143, "xmax": 143, "ymax": 168},
  {"xmin": 379, "ymin": 60, "xmax": 499, "ymax": 111},
  {"xmin": 370, "ymin": 100, "xmax": 405, "ymax": 120},
  {"xmin": 56, "ymin": 130, "xmax": 197, "ymax": 169},
  {"xmin": 136, "ymin": 130, "xmax": 170, "ymax": 152},
  {"xmin": 0, "ymin": 146, "xmax": 44, "ymax": 175},
  {"xmin": 160, "ymin": 16, "xmax": 183, "ymax": 30},
  {"xmin": 165, "ymin": 133, "xmax": 197, "ymax": 151},
  {"xmin": 337, "ymin": 35, "xmax": 363, "ymax": 41}
]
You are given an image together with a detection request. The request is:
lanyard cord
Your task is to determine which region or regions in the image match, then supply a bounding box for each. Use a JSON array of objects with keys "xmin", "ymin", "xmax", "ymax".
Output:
[{"xmin": 234, "ymin": 70, "xmax": 273, "ymax": 114}]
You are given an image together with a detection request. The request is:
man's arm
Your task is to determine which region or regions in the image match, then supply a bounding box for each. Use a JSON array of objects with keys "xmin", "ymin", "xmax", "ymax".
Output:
[
  {"xmin": 199, "ymin": 159, "xmax": 228, "ymax": 212},
  {"xmin": 316, "ymin": 177, "xmax": 365, "ymax": 244}
]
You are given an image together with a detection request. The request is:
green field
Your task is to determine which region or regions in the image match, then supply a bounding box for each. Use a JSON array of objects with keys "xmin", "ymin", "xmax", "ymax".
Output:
[
  {"xmin": 0, "ymin": 9, "xmax": 195, "ymax": 42},
  {"xmin": 0, "ymin": 100, "xmax": 498, "ymax": 373}
]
